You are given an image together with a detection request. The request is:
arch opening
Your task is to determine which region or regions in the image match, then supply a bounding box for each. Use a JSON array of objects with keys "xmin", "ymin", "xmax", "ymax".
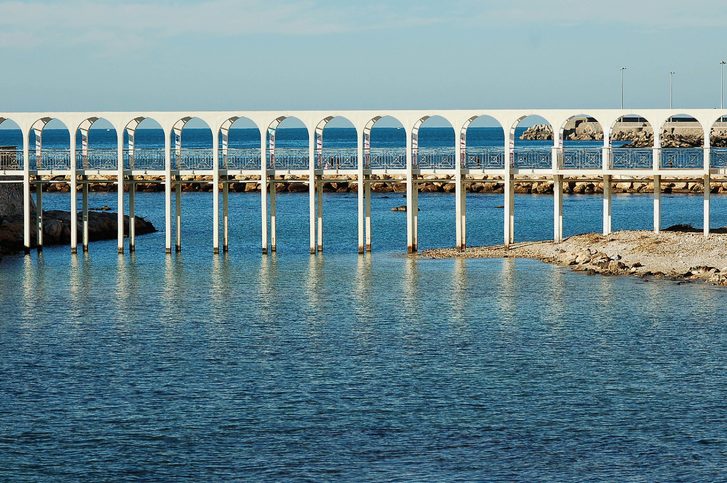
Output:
[
  {"xmin": 76, "ymin": 118, "xmax": 118, "ymax": 171},
  {"xmin": 462, "ymin": 115, "xmax": 505, "ymax": 169},
  {"xmin": 30, "ymin": 118, "xmax": 71, "ymax": 170},
  {"xmin": 512, "ymin": 115, "xmax": 553, "ymax": 169},
  {"xmin": 413, "ymin": 115, "xmax": 455, "ymax": 169},
  {"xmin": 364, "ymin": 116, "xmax": 405, "ymax": 170},
  {"xmin": 317, "ymin": 116, "xmax": 357, "ymax": 170},
  {"xmin": 220, "ymin": 117, "xmax": 261, "ymax": 171},
  {"xmin": 125, "ymin": 117, "xmax": 164, "ymax": 170},
  {"xmin": 660, "ymin": 115, "xmax": 704, "ymax": 169},
  {"xmin": 610, "ymin": 115, "xmax": 654, "ymax": 169},
  {"xmin": 172, "ymin": 117, "xmax": 213, "ymax": 170},
  {"xmin": 561, "ymin": 115, "xmax": 603, "ymax": 169},
  {"xmin": 710, "ymin": 116, "xmax": 727, "ymax": 168},
  {"xmin": 0, "ymin": 118, "xmax": 24, "ymax": 170},
  {"xmin": 267, "ymin": 117, "xmax": 309, "ymax": 170}
]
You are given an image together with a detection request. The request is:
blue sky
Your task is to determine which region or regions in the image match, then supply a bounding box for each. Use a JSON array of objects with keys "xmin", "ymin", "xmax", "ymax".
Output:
[{"xmin": 1, "ymin": 0, "xmax": 726, "ymax": 112}]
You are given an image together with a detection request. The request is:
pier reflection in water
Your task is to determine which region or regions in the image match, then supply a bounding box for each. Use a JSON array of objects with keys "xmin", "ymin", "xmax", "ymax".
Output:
[{"xmin": 1, "ymin": 246, "xmax": 725, "ymax": 480}]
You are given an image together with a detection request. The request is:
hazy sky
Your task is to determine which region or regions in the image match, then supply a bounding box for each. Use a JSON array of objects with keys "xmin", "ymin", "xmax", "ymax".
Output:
[{"xmin": 1, "ymin": 0, "xmax": 726, "ymax": 112}]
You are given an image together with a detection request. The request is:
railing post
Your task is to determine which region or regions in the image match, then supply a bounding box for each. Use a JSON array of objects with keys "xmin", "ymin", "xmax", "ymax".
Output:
[
  {"xmin": 455, "ymin": 128, "xmax": 465, "ymax": 250},
  {"xmin": 164, "ymin": 131, "xmax": 172, "ymax": 254},
  {"xmin": 69, "ymin": 133, "xmax": 78, "ymax": 254},
  {"xmin": 308, "ymin": 129, "xmax": 316, "ymax": 254},
  {"xmin": 117, "ymin": 130, "xmax": 124, "ymax": 254},
  {"xmin": 504, "ymin": 134, "xmax": 514, "ymax": 246},
  {"xmin": 212, "ymin": 129, "xmax": 220, "ymax": 254},
  {"xmin": 260, "ymin": 131, "xmax": 268, "ymax": 254},
  {"xmin": 357, "ymin": 130, "xmax": 365, "ymax": 254},
  {"xmin": 406, "ymin": 128, "xmax": 416, "ymax": 253}
]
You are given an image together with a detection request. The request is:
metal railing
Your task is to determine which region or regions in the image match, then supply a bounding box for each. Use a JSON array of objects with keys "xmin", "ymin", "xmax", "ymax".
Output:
[
  {"xmin": 711, "ymin": 148, "xmax": 727, "ymax": 168},
  {"xmin": 0, "ymin": 149, "xmax": 23, "ymax": 170},
  {"xmin": 367, "ymin": 150, "xmax": 406, "ymax": 169},
  {"xmin": 513, "ymin": 148, "xmax": 552, "ymax": 169},
  {"xmin": 562, "ymin": 147, "xmax": 602, "ymax": 169},
  {"xmin": 36, "ymin": 149, "xmax": 71, "ymax": 170},
  {"xmin": 610, "ymin": 148, "xmax": 653, "ymax": 169},
  {"xmin": 267, "ymin": 149, "xmax": 309, "ymax": 170},
  {"xmin": 175, "ymin": 148, "xmax": 214, "ymax": 170},
  {"xmin": 224, "ymin": 148, "xmax": 261, "ymax": 170},
  {"xmin": 465, "ymin": 147, "xmax": 506, "ymax": 169},
  {"xmin": 660, "ymin": 148, "xmax": 704, "ymax": 169},
  {"xmin": 415, "ymin": 151, "xmax": 455, "ymax": 169},
  {"xmin": 76, "ymin": 148, "xmax": 118, "ymax": 170},
  {"xmin": 126, "ymin": 148, "xmax": 166, "ymax": 170},
  {"xmin": 318, "ymin": 151, "xmax": 357, "ymax": 170}
]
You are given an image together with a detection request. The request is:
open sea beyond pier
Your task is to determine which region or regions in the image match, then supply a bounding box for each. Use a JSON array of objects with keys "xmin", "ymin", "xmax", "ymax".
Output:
[{"xmin": 0, "ymin": 185, "xmax": 726, "ymax": 481}]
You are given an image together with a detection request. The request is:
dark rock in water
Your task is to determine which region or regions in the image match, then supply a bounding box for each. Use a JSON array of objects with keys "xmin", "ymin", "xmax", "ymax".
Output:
[
  {"xmin": 0, "ymin": 211, "xmax": 157, "ymax": 255},
  {"xmin": 391, "ymin": 205, "xmax": 407, "ymax": 212},
  {"xmin": 91, "ymin": 205, "xmax": 112, "ymax": 211},
  {"xmin": 495, "ymin": 205, "xmax": 504, "ymax": 209}
]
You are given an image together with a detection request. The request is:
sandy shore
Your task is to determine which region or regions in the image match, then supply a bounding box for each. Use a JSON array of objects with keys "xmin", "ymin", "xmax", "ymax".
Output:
[{"xmin": 423, "ymin": 229, "xmax": 727, "ymax": 286}]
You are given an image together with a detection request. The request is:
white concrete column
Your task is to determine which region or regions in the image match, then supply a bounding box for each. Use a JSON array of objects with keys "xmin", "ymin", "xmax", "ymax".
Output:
[
  {"xmin": 164, "ymin": 131, "xmax": 172, "ymax": 254},
  {"xmin": 308, "ymin": 130, "xmax": 316, "ymax": 254},
  {"xmin": 223, "ymin": 176, "xmax": 229, "ymax": 253},
  {"xmin": 704, "ymin": 173, "xmax": 711, "ymax": 237},
  {"xmin": 260, "ymin": 134, "xmax": 268, "ymax": 254},
  {"xmin": 129, "ymin": 178, "xmax": 136, "ymax": 252},
  {"xmin": 270, "ymin": 179, "xmax": 277, "ymax": 252},
  {"xmin": 357, "ymin": 131, "xmax": 364, "ymax": 254},
  {"xmin": 35, "ymin": 179, "xmax": 43, "ymax": 252},
  {"xmin": 117, "ymin": 130, "xmax": 124, "ymax": 254},
  {"xmin": 406, "ymin": 129, "xmax": 415, "ymax": 253},
  {"xmin": 70, "ymin": 133, "xmax": 78, "ymax": 254},
  {"xmin": 504, "ymin": 134, "xmax": 514, "ymax": 246},
  {"xmin": 175, "ymin": 175, "xmax": 182, "ymax": 252},
  {"xmin": 22, "ymin": 129, "xmax": 31, "ymax": 255},
  {"xmin": 603, "ymin": 174, "xmax": 612, "ymax": 235},
  {"xmin": 653, "ymin": 174, "xmax": 661, "ymax": 233},
  {"xmin": 317, "ymin": 176, "xmax": 323, "ymax": 252},
  {"xmin": 553, "ymin": 174, "xmax": 563, "ymax": 243},
  {"xmin": 212, "ymin": 130, "xmax": 220, "ymax": 254},
  {"xmin": 455, "ymin": 130, "xmax": 464, "ymax": 250},
  {"xmin": 365, "ymin": 178, "xmax": 372, "ymax": 252},
  {"xmin": 82, "ymin": 175, "xmax": 89, "ymax": 252}
]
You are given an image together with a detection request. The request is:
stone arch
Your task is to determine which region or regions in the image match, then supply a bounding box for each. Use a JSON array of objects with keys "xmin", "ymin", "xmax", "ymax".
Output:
[
  {"xmin": 0, "ymin": 118, "xmax": 24, "ymax": 170},
  {"xmin": 461, "ymin": 115, "xmax": 505, "ymax": 169},
  {"xmin": 411, "ymin": 115, "xmax": 455, "ymax": 169},
  {"xmin": 362, "ymin": 115, "xmax": 406, "ymax": 169},
  {"xmin": 314, "ymin": 116, "xmax": 357, "ymax": 170},
  {"xmin": 267, "ymin": 116, "xmax": 309, "ymax": 170},
  {"xmin": 124, "ymin": 117, "xmax": 165, "ymax": 170},
  {"xmin": 511, "ymin": 115, "xmax": 553, "ymax": 169},
  {"xmin": 171, "ymin": 117, "xmax": 213, "ymax": 170},
  {"xmin": 560, "ymin": 114, "xmax": 604, "ymax": 169},
  {"xmin": 30, "ymin": 118, "xmax": 71, "ymax": 170},
  {"xmin": 219, "ymin": 116, "xmax": 261, "ymax": 170}
]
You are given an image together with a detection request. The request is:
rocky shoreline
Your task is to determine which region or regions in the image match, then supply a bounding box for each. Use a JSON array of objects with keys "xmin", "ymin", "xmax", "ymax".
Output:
[
  {"xmin": 422, "ymin": 227, "xmax": 727, "ymax": 287},
  {"xmin": 28, "ymin": 174, "xmax": 727, "ymax": 196},
  {"xmin": 0, "ymin": 211, "xmax": 156, "ymax": 256}
]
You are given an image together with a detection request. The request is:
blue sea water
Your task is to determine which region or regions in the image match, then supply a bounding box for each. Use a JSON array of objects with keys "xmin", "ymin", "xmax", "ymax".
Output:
[{"xmin": 1, "ymin": 126, "xmax": 726, "ymax": 481}]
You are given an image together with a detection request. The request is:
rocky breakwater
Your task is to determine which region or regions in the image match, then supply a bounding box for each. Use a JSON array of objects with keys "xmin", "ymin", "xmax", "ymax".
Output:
[
  {"xmin": 0, "ymin": 183, "xmax": 156, "ymax": 255},
  {"xmin": 423, "ymin": 227, "xmax": 727, "ymax": 287}
]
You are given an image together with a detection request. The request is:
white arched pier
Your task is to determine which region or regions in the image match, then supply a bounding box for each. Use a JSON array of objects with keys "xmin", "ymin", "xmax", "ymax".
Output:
[{"xmin": 1, "ymin": 108, "xmax": 725, "ymax": 255}]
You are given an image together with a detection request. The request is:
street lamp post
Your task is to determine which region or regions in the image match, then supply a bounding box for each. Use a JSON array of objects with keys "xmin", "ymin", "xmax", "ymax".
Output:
[
  {"xmin": 669, "ymin": 71, "xmax": 676, "ymax": 109},
  {"xmin": 721, "ymin": 61, "xmax": 726, "ymax": 110},
  {"xmin": 620, "ymin": 67, "xmax": 627, "ymax": 109}
]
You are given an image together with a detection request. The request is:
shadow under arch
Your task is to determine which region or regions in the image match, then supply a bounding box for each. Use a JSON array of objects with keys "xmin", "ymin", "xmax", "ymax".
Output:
[
  {"xmin": 30, "ymin": 117, "xmax": 71, "ymax": 170},
  {"xmin": 560, "ymin": 114, "xmax": 604, "ymax": 170},
  {"xmin": 511, "ymin": 114, "xmax": 553, "ymax": 169},
  {"xmin": 267, "ymin": 116, "xmax": 309, "ymax": 171},
  {"xmin": 219, "ymin": 116, "xmax": 261, "ymax": 171},
  {"xmin": 314, "ymin": 115, "xmax": 357, "ymax": 170},
  {"xmin": 461, "ymin": 114, "xmax": 505, "ymax": 169},
  {"xmin": 610, "ymin": 114, "xmax": 654, "ymax": 169},
  {"xmin": 363, "ymin": 115, "xmax": 406, "ymax": 170},
  {"xmin": 0, "ymin": 117, "xmax": 24, "ymax": 170}
]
